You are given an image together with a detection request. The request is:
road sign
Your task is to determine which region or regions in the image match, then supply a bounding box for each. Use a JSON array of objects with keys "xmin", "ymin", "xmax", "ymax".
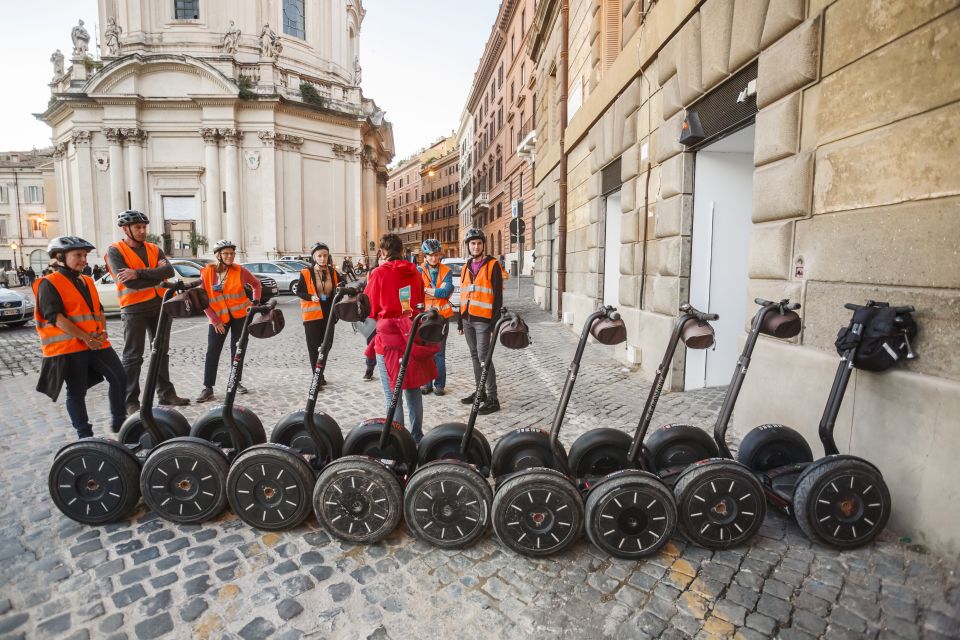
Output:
[
  {"xmin": 509, "ymin": 217, "xmax": 525, "ymax": 236},
  {"xmin": 511, "ymin": 199, "xmax": 522, "ymax": 218}
]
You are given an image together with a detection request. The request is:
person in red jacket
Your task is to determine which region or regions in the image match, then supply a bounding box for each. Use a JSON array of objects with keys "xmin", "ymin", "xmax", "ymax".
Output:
[{"xmin": 363, "ymin": 233, "xmax": 437, "ymax": 444}]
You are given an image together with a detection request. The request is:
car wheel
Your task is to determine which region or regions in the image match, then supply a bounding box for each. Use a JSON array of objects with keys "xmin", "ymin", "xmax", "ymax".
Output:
[{"xmin": 290, "ymin": 281, "xmax": 299, "ymax": 296}]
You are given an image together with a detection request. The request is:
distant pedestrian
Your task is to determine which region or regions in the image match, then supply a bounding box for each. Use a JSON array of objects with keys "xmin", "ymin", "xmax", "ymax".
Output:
[
  {"xmin": 17, "ymin": 267, "xmax": 27, "ymax": 287},
  {"xmin": 26, "ymin": 266, "xmax": 36, "ymax": 282}
]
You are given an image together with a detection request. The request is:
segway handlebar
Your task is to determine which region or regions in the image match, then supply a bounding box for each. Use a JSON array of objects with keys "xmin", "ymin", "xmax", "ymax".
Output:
[
  {"xmin": 844, "ymin": 300, "xmax": 914, "ymax": 314},
  {"xmin": 755, "ymin": 298, "xmax": 801, "ymax": 311},
  {"xmin": 600, "ymin": 304, "xmax": 621, "ymax": 321},
  {"xmin": 249, "ymin": 298, "xmax": 278, "ymax": 314},
  {"xmin": 680, "ymin": 303, "xmax": 719, "ymax": 322},
  {"xmin": 160, "ymin": 280, "xmax": 186, "ymax": 292}
]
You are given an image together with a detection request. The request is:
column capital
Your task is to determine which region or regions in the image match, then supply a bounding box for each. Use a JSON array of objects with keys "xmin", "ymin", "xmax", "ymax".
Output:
[
  {"xmin": 332, "ymin": 143, "xmax": 360, "ymax": 160},
  {"xmin": 103, "ymin": 127, "xmax": 124, "ymax": 144},
  {"xmin": 199, "ymin": 127, "xmax": 221, "ymax": 143},
  {"xmin": 53, "ymin": 142, "xmax": 68, "ymax": 159},
  {"xmin": 121, "ymin": 128, "xmax": 147, "ymax": 144},
  {"xmin": 257, "ymin": 131, "xmax": 276, "ymax": 146},
  {"xmin": 71, "ymin": 130, "xmax": 92, "ymax": 146},
  {"xmin": 275, "ymin": 133, "xmax": 304, "ymax": 150},
  {"xmin": 221, "ymin": 128, "xmax": 241, "ymax": 144}
]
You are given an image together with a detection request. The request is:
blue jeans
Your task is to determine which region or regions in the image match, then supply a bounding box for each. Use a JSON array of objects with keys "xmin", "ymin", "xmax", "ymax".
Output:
[
  {"xmin": 425, "ymin": 332, "xmax": 447, "ymax": 390},
  {"xmin": 64, "ymin": 347, "xmax": 128, "ymax": 439},
  {"xmin": 375, "ymin": 354, "xmax": 423, "ymax": 440}
]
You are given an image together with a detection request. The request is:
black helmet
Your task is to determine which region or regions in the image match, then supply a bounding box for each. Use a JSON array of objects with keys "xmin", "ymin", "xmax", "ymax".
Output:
[
  {"xmin": 310, "ymin": 242, "xmax": 330, "ymax": 255},
  {"xmin": 463, "ymin": 227, "xmax": 485, "ymax": 244},
  {"xmin": 212, "ymin": 239, "xmax": 237, "ymax": 254},
  {"xmin": 48, "ymin": 236, "xmax": 95, "ymax": 258},
  {"xmin": 116, "ymin": 210, "xmax": 149, "ymax": 227}
]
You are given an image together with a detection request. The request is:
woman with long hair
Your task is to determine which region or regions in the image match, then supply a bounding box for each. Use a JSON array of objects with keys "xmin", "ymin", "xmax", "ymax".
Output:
[{"xmin": 295, "ymin": 242, "xmax": 341, "ymax": 383}]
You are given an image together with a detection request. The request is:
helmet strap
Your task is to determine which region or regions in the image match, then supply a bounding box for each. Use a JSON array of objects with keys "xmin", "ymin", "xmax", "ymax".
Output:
[{"xmin": 123, "ymin": 225, "xmax": 144, "ymax": 247}]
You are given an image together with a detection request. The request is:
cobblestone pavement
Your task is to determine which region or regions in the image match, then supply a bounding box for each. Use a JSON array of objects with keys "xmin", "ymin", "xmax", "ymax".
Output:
[{"xmin": 1, "ymin": 278, "xmax": 958, "ymax": 640}]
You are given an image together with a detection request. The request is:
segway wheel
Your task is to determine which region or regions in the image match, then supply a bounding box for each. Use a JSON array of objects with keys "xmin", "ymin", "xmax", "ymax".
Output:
[
  {"xmin": 416, "ymin": 422, "xmax": 492, "ymax": 471},
  {"xmin": 342, "ymin": 420, "xmax": 418, "ymax": 471},
  {"xmin": 117, "ymin": 408, "xmax": 191, "ymax": 448},
  {"xmin": 674, "ymin": 460, "xmax": 765, "ymax": 549},
  {"xmin": 793, "ymin": 458, "xmax": 891, "ymax": 549},
  {"xmin": 404, "ymin": 463, "xmax": 492, "ymax": 549},
  {"xmin": 736, "ymin": 424, "xmax": 813, "ymax": 472},
  {"xmin": 140, "ymin": 439, "xmax": 229, "ymax": 524},
  {"xmin": 48, "ymin": 439, "xmax": 141, "ymax": 525},
  {"xmin": 645, "ymin": 424, "xmax": 719, "ymax": 474},
  {"xmin": 191, "ymin": 406, "xmax": 266, "ymax": 453},
  {"xmin": 313, "ymin": 456, "xmax": 402, "ymax": 544},
  {"xmin": 492, "ymin": 471, "xmax": 583, "ymax": 557},
  {"xmin": 568, "ymin": 428, "xmax": 634, "ymax": 478},
  {"xmin": 227, "ymin": 444, "xmax": 316, "ymax": 531},
  {"xmin": 584, "ymin": 471, "xmax": 676, "ymax": 559},
  {"xmin": 271, "ymin": 411, "xmax": 344, "ymax": 465}
]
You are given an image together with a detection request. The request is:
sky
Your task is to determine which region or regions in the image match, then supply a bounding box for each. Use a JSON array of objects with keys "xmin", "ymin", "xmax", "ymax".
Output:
[{"xmin": 0, "ymin": 0, "xmax": 500, "ymax": 162}]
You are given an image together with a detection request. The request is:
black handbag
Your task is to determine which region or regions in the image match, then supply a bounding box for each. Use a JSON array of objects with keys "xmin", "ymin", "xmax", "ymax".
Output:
[
  {"xmin": 836, "ymin": 306, "xmax": 917, "ymax": 372},
  {"xmin": 164, "ymin": 287, "xmax": 208, "ymax": 318},
  {"xmin": 500, "ymin": 314, "xmax": 531, "ymax": 350},
  {"xmin": 249, "ymin": 307, "xmax": 285, "ymax": 339}
]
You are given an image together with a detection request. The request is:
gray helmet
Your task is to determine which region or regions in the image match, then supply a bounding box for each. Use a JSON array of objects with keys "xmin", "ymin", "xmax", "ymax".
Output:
[
  {"xmin": 463, "ymin": 227, "xmax": 485, "ymax": 244},
  {"xmin": 421, "ymin": 239, "xmax": 442, "ymax": 255},
  {"xmin": 116, "ymin": 210, "xmax": 149, "ymax": 227},
  {"xmin": 48, "ymin": 236, "xmax": 95, "ymax": 258},
  {"xmin": 212, "ymin": 239, "xmax": 237, "ymax": 254}
]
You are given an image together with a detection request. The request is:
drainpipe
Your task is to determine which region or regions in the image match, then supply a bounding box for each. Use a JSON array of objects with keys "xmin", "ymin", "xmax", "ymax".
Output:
[{"xmin": 556, "ymin": 0, "xmax": 569, "ymax": 321}]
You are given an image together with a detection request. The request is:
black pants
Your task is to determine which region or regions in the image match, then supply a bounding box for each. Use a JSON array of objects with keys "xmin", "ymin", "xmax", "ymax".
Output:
[
  {"xmin": 65, "ymin": 348, "xmax": 127, "ymax": 438},
  {"xmin": 203, "ymin": 317, "xmax": 245, "ymax": 388},
  {"xmin": 304, "ymin": 318, "xmax": 331, "ymax": 370},
  {"xmin": 121, "ymin": 309, "xmax": 176, "ymax": 405}
]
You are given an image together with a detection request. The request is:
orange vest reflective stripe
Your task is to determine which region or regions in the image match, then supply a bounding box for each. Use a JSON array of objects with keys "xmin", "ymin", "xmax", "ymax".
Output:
[
  {"xmin": 33, "ymin": 271, "xmax": 111, "ymax": 357},
  {"xmin": 109, "ymin": 241, "xmax": 162, "ymax": 308},
  {"xmin": 201, "ymin": 264, "xmax": 250, "ymax": 324},
  {"xmin": 461, "ymin": 258, "xmax": 501, "ymax": 320},
  {"xmin": 300, "ymin": 267, "xmax": 338, "ymax": 322},
  {"xmin": 419, "ymin": 263, "xmax": 454, "ymax": 319}
]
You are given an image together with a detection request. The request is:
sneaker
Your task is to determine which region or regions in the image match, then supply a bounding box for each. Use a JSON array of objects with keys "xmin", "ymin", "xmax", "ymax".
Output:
[
  {"xmin": 460, "ymin": 391, "xmax": 486, "ymax": 405},
  {"xmin": 318, "ymin": 376, "xmax": 327, "ymax": 387},
  {"xmin": 237, "ymin": 383, "xmax": 249, "ymax": 395},
  {"xmin": 158, "ymin": 394, "xmax": 190, "ymax": 407},
  {"xmin": 195, "ymin": 387, "xmax": 215, "ymax": 403},
  {"xmin": 420, "ymin": 385, "xmax": 433, "ymax": 395},
  {"xmin": 363, "ymin": 368, "xmax": 374, "ymax": 381},
  {"xmin": 125, "ymin": 401, "xmax": 140, "ymax": 416},
  {"xmin": 477, "ymin": 398, "xmax": 501, "ymax": 415},
  {"xmin": 433, "ymin": 388, "xmax": 446, "ymax": 397},
  {"xmin": 413, "ymin": 433, "xmax": 423, "ymax": 446},
  {"xmin": 111, "ymin": 421, "xmax": 123, "ymax": 434}
]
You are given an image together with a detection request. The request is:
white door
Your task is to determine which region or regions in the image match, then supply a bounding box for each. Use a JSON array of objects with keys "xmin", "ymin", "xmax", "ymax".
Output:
[
  {"xmin": 603, "ymin": 191, "xmax": 622, "ymax": 308},
  {"xmin": 686, "ymin": 126, "xmax": 755, "ymax": 389}
]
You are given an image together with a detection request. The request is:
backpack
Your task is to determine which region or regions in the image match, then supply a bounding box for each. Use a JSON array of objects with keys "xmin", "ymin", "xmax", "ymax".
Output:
[{"xmin": 835, "ymin": 304, "xmax": 917, "ymax": 372}]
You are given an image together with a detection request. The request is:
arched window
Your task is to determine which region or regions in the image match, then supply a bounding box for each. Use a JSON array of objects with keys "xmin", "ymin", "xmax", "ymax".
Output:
[
  {"xmin": 29, "ymin": 249, "xmax": 46, "ymax": 273},
  {"xmin": 497, "ymin": 231, "xmax": 502, "ymax": 256},
  {"xmin": 283, "ymin": 0, "xmax": 306, "ymax": 39}
]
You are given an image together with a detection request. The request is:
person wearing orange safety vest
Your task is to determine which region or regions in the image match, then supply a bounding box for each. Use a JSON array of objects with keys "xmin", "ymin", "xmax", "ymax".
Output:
[
  {"xmin": 192, "ymin": 240, "xmax": 261, "ymax": 403},
  {"xmin": 417, "ymin": 238, "xmax": 453, "ymax": 396},
  {"xmin": 458, "ymin": 227, "xmax": 506, "ymax": 415},
  {"xmin": 106, "ymin": 210, "xmax": 188, "ymax": 415},
  {"xmin": 34, "ymin": 236, "xmax": 127, "ymax": 439},
  {"xmin": 294, "ymin": 242, "xmax": 342, "ymax": 381}
]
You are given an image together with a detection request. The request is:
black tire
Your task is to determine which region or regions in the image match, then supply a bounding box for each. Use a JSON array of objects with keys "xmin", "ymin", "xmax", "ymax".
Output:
[
  {"xmin": 48, "ymin": 439, "xmax": 141, "ymax": 525},
  {"xmin": 117, "ymin": 408, "xmax": 191, "ymax": 449},
  {"xmin": 568, "ymin": 428, "xmax": 634, "ymax": 479},
  {"xmin": 674, "ymin": 459, "xmax": 765, "ymax": 549},
  {"xmin": 736, "ymin": 424, "xmax": 813, "ymax": 472},
  {"xmin": 584, "ymin": 470, "xmax": 676, "ymax": 559},
  {"xmin": 416, "ymin": 422, "xmax": 492, "ymax": 471},
  {"xmin": 645, "ymin": 424, "xmax": 719, "ymax": 473},
  {"xmin": 492, "ymin": 470, "xmax": 583, "ymax": 556},
  {"xmin": 190, "ymin": 405, "xmax": 266, "ymax": 453},
  {"xmin": 271, "ymin": 410, "xmax": 344, "ymax": 466},
  {"xmin": 7, "ymin": 320, "xmax": 28, "ymax": 327},
  {"xmin": 342, "ymin": 419, "xmax": 418, "ymax": 471},
  {"xmin": 227, "ymin": 444, "xmax": 316, "ymax": 530},
  {"xmin": 404, "ymin": 463, "xmax": 492, "ymax": 549},
  {"xmin": 794, "ymin": 457, "xmax": 891, "ymax": 549},
  {"xmin": 313, "ymin": 456, "xmax": 403, "ymax": 543},
  {"xmin": 290, "ymin": 280, "xmax": 300, "ymax": 296},
  {"xmin": 140, "ymin": 439, "xmax": 229, "ymax": 523},
  {"xmin": 490, "ymin": 428, "xmax": 568, "ymax": 478}
]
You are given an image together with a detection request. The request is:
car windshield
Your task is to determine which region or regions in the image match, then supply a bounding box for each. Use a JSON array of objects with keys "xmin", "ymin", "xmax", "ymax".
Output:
[
  {"xmin": 444, "ymin": 262, "xmax": 464, "ymax": 277},
  {"xmin": 273, "ymin": 262, "xmax": 301, "ymax": 272},
  {"xmin": 173, "ymin": 264, "xmax": 201, "ymax": 277}
]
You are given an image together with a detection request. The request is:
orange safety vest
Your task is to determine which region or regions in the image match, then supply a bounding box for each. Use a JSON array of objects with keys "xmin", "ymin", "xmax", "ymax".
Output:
[
  {"xmin": 300, "ymin": 267, "xmax": 339, "ymax": 322},
  {"xmin": 201, "ymin": 264, "xmax": 250, "ymax": 324},
  {"xmin": 109, "ymin": 241, "xmax": 162, "ymax": 308},
  {"xmin": 419, "ymin": 263, "xmax": 454, "ymax": 318},
  {"xmin": 33, "ymin": 271, "xmax": 111, "ymax": 357},
  {"xmin": 460, "ymin": 258, "xmax": 502, "ymax": 320}
]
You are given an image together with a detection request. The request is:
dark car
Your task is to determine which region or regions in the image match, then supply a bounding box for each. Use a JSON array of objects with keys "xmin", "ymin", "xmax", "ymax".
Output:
[
  {"xmin": 255, "ymin": 275, "xmax": 279, "ymax": 303},
  {"xmin": 0, "ymin": 287, "xmax": 34, "ymax": 328}
]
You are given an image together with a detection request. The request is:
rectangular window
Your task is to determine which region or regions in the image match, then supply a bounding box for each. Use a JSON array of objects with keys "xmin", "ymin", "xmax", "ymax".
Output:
[
  {"xmin": 30, "ymin": 217, "xmax": 45, "ymax": 239},
  {"xmin": 283, "ymin": 0, "xmax": 306, "ymax": 39},
  {"xmin": 601, "ymin": 0, "xmax": 623, "ymax": 72},
  {"xmin": 0, "ymin": 218, "xmax": 6, "ymax": 241},
  {"xmin": 174, "ymin": 0, "xmax": 199, "ymax": 20},
  {"xmin": 24, "ymin": 186, "xmax": 43, "ymax": 203},
  {"xmin": 0, "ymin": 185, "xmax": 7, "ymax": 203}
]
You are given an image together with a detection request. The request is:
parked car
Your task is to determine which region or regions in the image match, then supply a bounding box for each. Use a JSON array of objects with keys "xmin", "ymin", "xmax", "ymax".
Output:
[
  {"xmin": 95, "ymin": 259, "xmax": 217, "ymax": 314},
  {"xmin": 241, "ymin": 261, "xmax": 304, "ymax": 296},
  {"xmin": 0, "ymin": 287, "xmax": 34, "ymax": 328},
  {"xmin": 441, "ymin": 257, "xmax": 466, "ymax": 312}
]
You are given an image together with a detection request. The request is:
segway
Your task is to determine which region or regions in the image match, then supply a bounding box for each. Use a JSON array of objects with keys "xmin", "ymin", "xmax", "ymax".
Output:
[
  {"xmin": 137, "ymin": 299, "xmax": 281, "ymax": 523},
  {"xmin": 225, "ymin": 283, "xmax": 361, "ymax": 530},
  {"xmin": 404, "ymin": 309, "xmax": 529, "ymax": 548},
  {"xmin": 49, "ymin": 283, "xmax": 195, "ymax": 524},
  {"xmin": 736, "ymin": 300, "xmax": 915, "ymax": 548},
  {"xmin": 312, "ymin": 308, "xmax": 446, "ymax": 543},
  {"xmin": 488, "ymin": 306, "xmax": 622, "ymax": 556}
]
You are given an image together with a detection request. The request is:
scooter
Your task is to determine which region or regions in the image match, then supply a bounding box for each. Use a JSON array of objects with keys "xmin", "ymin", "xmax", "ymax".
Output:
[
  {"xmin": 404, "ymin": 309, "xmax": 529, "ymax": 548},
  {"xmin": 137, "ymin": 299, "xmax": 281, "ymax": 523},
  {"xmin": 225, "ymin": 284, "xmax": 355, "ymax": 530},
  {"xmin": 312, "ymin": 308, "xmax": 447, "ymax": 543},
  {"xmin": 488, "ymin": 306, "xmax": 623, "ymax": 557},
  {"xmin": 736, "ymin": 299, "xmax": 914, "ymax": 548},
  {"xmin": 49, "ymin": 283, "xmax": 194, "ymax": 524}
]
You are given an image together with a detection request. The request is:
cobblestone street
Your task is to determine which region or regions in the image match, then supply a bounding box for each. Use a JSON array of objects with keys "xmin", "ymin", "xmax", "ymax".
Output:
[{"xmin": 0, "ymin": 278, "xmax": 957, "ymax": 640}]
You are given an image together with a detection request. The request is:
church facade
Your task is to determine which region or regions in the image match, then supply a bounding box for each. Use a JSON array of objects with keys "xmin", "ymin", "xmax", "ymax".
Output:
[{"xmin": 38, "ymin": 0, "xmax": 393, "ymax": 264}]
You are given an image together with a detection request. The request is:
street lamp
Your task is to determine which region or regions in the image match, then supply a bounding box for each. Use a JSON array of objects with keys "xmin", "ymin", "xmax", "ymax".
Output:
[{"xmin": 9, "ymin": 243, "xmax": 18, "ymax": 270}]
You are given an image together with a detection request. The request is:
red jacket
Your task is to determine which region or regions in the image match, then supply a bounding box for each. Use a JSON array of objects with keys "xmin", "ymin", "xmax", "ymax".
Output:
[{"xmin": 365, "ymin": 259, "xmax": 425, "ymax": 322}]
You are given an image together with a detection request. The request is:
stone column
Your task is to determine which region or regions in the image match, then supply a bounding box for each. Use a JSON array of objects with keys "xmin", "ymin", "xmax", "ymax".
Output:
[
  {"xmin": 200, "ymin": 128, "xmax": 222, "ymax": 245},
  {"xmin": 360, "ymin": 151, "xmax": 377, "ymax": 263},
  {"xmin": 258, "ymin": 131, "xmax": 279, "ymax": 259},
  {"xmin": 376, "ymin": 168, "xmax": 388, "ymax": 242},
  {"xmin": 122, "ymin": 128, "xmax": 147, "ymax": 214},
  {"xmin": 70, "ymin": 130, "xmax": 97, "ymax": 242},
  {"xmin": 275, "ymin": 134, "xmax": 304, "ymax": 254},
  {"xmin": 221, "ymin": 129, "xmax": 242, "ymax": 249},
  {"xmin": 52, "ymin": 143, "xmax": 72, "ymax": 234},
  {"xmin": 104, "ymin": 128, "xmax": 126, "ymax": 216}
]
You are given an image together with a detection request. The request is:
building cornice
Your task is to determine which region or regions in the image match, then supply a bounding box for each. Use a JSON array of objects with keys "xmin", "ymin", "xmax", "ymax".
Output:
[{"xmin": 528, "ymin": 0, "xmax": 560, "ymax": 62}]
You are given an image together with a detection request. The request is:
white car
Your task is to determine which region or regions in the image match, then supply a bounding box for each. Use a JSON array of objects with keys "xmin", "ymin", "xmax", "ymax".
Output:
[
  {"xmin": 242, "ymin": 261, "xmax": 305, "ymax": 295},
  {"xmin": 0, "ymin": 287, "xmax": 34, "ymax": 327},
  {"xmin": 95, "ymin": 259, "xmax": 205, "ymax": 315},
  {"xmin": 441, "ymin": 258, "xmax": 466, "ymax": 312}
]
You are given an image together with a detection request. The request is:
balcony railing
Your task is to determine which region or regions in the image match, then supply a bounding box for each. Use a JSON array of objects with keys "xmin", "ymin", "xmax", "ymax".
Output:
[{"xmin": 476, "ymin": 191, "xmax": 491, "ymax": 209}]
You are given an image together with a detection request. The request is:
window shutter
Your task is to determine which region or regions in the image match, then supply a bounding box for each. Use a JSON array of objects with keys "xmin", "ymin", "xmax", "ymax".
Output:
[{"xmin": 601, "ymin": 0, "xmax": 623, "ymax": 72}]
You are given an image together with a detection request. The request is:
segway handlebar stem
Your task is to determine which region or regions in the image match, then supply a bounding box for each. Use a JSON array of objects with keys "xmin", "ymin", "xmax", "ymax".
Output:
[
  {"xmin": 460, "ymin": 309, "xmax": 514, "ymax": 455},
  {"xmin": 378, "ymin": 307, "xmax": 431, "ymax": 450},
  {"xmin": 140, "ymin": 287, "xmax": 179, "ymax": 445}
]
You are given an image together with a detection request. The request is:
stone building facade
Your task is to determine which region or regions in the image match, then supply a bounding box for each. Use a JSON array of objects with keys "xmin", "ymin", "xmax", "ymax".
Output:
[
  {"xmin": 419, "ymin": 137, "xmax": 460, "ymax": 258},
  {"xmin": 457, "ymin": 110, "xmax": 474, "ymax": 237},
  {"xmin": 0, "ymin": 150, "xmax": 61, "ymax": 273},
  {"xmin": 37, "ymin": 0, "xmax": 393, "ymax": 266},
  {"xmin": 460, "ymin": 0, "xmax": 537, "ymax": 271},
  {"xmin": 529, "ymin": 0, "xmax": 960, "ymax": 558},
  {"xmin": 386, "ymin": 156, "xmax": 422, "ymax": 254}
]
